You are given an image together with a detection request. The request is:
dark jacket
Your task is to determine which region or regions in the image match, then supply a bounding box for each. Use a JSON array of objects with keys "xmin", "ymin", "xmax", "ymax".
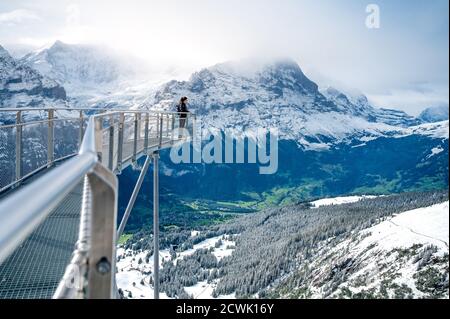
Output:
[{"xmin": 177, "ymin": 102, "xmax": 189, "ymax": 117}]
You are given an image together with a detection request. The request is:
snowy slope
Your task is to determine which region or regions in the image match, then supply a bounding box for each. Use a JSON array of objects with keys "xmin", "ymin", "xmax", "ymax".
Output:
[
  {"xmin": 403, "ymin": 120, "xmax": 449, "ymax": 140},
  {"xmin": 359, "ymin": 202, "xmax": 448, "ymax": 250},
  {"xmin": 282, "ymin": 200, "xmax": 449, "ymax": 299}
]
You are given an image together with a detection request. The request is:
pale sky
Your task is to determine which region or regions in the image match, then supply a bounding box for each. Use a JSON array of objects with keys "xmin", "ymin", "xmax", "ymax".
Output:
[{"xmin": 0, "ymin": 0, "xmax": 448, "ymax": 115}]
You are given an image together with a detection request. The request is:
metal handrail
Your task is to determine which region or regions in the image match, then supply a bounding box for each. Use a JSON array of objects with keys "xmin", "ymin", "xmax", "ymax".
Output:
[
  {"xmin": 0, "ymin": 118, "xmax": 81, "ymax": 130},
  {"xmin": 0, "ymin": 107, "xmax": 102, "ymax": 111},
  {"xmin": 0, "ymin": 107, "xmax": 192, "ymax": 115},
  {"xmin": 52, "ymin": 116, "xmax": 118, "ymax": 299},
  {"xmin": 79, "ymin": 117, "xmax": 98, "ymax": 155}
]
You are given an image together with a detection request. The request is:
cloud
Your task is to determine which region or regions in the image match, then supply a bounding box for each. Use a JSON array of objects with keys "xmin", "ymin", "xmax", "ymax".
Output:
[
  {"xmin": 0, "ymin": 9, "xmax": 41, "ymax": 25},
  {"xmin": 0, "ymin": 1, "xmax": 447, "ymax": 115},
  {"xmin": 367, "ymin": 84, "xmax": 450, "ymax": 116},
  {"xmin": 65, "ymin": 4, "xmax": 80, "ymax": 26},
  {"xmin": 16, "ymin": 36, "xmax": 58, "ymax": 48}
]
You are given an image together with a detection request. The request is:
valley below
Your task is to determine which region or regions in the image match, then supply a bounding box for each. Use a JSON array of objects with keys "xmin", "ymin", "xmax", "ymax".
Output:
[{"xmin": 117, "ymin": 191, "xmax": 449, "ymax": 299}]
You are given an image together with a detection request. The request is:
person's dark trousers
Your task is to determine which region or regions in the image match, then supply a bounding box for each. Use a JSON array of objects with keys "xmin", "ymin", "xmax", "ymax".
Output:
[{"xmin": 179, "ymin": 116, "xmax": 186, "ymax": 138}]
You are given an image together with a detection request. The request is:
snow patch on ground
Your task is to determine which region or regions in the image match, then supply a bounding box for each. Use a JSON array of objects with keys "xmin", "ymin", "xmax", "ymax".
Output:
[
  {"xmin": 191, "ymin": 230, "xmax": 200, "ymax": 237},
  {"xmin": 116, "ymin": 235, "xmax": 236, "ymax": 299},
  {"xmin": 403, "ymin": 121, "xmax": 449, "ymax": 140},
  {"xmin": 310, "ymin": 195, "xmax": 378, "ymax": 208},
  {"xmin": 115, "ymin": 269, "xmax": 171, "ymax": 299},
  {"xmin": 184, "ymin": 280, "xmax": 236, "ymax": 299},
  {"xmin": 360, "ymin": 201, "xmax": 449, "ymax": 251},
  {"xmin": 427, "ymin": 146, "xmax": 444, "ymax": 159},
  {"xmin": 175, "ymin": 236, "xmax": 235, "ymax": 263}
]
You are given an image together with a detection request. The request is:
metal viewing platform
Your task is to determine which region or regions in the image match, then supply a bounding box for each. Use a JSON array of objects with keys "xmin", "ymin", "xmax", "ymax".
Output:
[{"xmin": 0, "ymin": 108, "xmax": 195, "ymax": 299}]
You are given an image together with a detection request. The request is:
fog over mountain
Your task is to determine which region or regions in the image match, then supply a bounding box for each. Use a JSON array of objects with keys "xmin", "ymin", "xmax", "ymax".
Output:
[{"xmin": 419, "ymin": 105, "xmax": 449, "ymax": 123}]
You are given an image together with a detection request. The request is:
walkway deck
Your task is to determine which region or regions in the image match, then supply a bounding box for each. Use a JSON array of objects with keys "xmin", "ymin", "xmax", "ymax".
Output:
[{"xmin": 0, "ymin": 177, "xmax": 82, "ymax": 298}]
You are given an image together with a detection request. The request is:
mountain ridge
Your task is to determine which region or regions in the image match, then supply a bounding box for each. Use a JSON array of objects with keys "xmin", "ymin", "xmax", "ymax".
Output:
[
  {"xmin": 149, "ymin": 58, "xmax": 438, "ymax": 151},
  {"xmin": 419, "ymin": 105, "xmax": 449, "ymax": 123}
]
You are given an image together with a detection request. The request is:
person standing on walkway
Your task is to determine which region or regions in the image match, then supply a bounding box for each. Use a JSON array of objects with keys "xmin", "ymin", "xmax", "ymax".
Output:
[{"xmin": 177, "ymin": 96, "xmax": 189, "ymax": 129}]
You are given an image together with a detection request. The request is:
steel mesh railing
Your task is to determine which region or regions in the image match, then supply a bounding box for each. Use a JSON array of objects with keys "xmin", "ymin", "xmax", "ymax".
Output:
[
  {"xmin": 0, "ymin": 126, "xmax": 16, "ymax": 189},
  {"xmin": 0, "ymin": 109, "xmax": 193, "ymax": 190},
  {"xmin": 0, "ymin": 109, "xmax": 99, "ymax": 193},
  {"xmin": 21, "ymin": 121, "xmax": 49, "ymax": 177},
  {"xmin": 54, "ymin": 118, "xmax": 83, "ymax": 159}
]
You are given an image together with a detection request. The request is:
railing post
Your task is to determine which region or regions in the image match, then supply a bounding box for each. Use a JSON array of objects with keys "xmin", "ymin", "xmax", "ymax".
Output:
[
  {"xmin": 152, "ymin": 151, "xmax": 159, "ymax": 299},
  {"xmin": 132, "ymin": 113, "xmax": 139, "ymax": 163},
  {"xmin": 165, "ymin": 114, "xmax": 169, "ymax": 137},
  {"xmin": 94, "ymin": 117, "xmax": 103, "ymax": 163},
  {"xmin": 117, "ymin": 113, "xmax": 124, "ymax": 172},
  {"xmin": 156, "ymin": 113, "xmax": 160, "ymax": 140},
  {"xmin": 191, "ymin": 114, "xmax": 196, "ymax": 141},
  {"xmin": 108, "ymin": 115, "xmax": 114, "ymax": 171},
  {"xmin": 137, "ymin": 113, "xmax": 142, "ymax": 140},
  {"xmin": 79, "ymin": 110, "xmax": 84, "ymax": 146},
  {"xmin": 158, "ymin": 117, "xmax": 163, "ymax": 148},
  {"xmin": 144, "ymin": 113, "xmax": 149, "ymax": 153},
  {"xmin": 171, "ymin": 114, "xmax": 175, "ymax": 140},
  {"xmin": 47, "ymin": 109, "xmax": 54, "ymax": 167},
  {"xmin": 86, "ymin": 163, "xmax": 118, "ymax": 299},
  {"xmin": 15, "ymin": 111, "xmax": 22, "ymax": 183}
]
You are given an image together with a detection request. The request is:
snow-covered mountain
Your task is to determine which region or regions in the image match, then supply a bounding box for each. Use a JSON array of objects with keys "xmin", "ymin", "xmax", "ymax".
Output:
[
  {"xmin": 20, "ymin": 41, "xmax": 133, "ymax": 94},
  {"xmin": 149, "ymin": 58, "xmax": 434, "ymax": 149},
  {"xmin": 5, "ymin": 43, "xmax": 444, "ymax": 146},
  {"xmin": 0, "ymin": 45, "xmax": 66, "ymax": 108},
  {"xmin": 19, "ymin": 41, "xmax": 180, "ymax": 109},
  {"xmin": 3, "ymin": 42, "xmax": 445, "ymax": 142},
  {"xmin": 419, "ymin": 105, "xmax": 449, "ymax": 123}
]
